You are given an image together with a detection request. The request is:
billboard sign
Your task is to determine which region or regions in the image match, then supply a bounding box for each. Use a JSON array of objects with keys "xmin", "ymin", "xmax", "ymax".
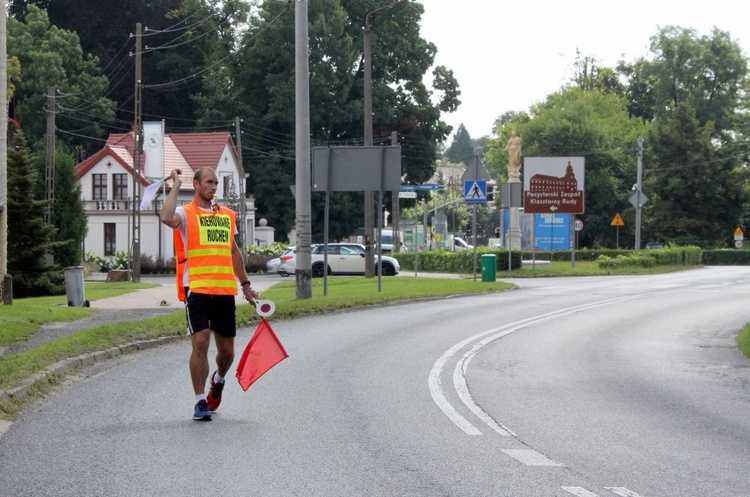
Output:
[
  {"xmin": 523, "ymin": 157, "xmax": 585, "ymax": 214},
  {"xmin": 535, "ymin": 213, "xmax": 571, "ymax": 251}
]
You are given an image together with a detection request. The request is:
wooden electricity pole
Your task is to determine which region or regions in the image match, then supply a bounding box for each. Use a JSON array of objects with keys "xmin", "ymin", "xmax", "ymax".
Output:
[
  {"xmin": 130, "ymin": 23, "xmax": 143, "ymax": 282},
  {"xmin": 1, "ymin": 0, "xmax": 9, "ymax": 304},
  {"xmin": 45, "ymin": 86, "xmax": 56, "ymax": 226}
]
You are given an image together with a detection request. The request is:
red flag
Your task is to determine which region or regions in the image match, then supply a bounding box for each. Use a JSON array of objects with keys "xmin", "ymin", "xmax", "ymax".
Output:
[{"xmin": 235, "ymin": 318, "xmax": 289, "ymax": 391}]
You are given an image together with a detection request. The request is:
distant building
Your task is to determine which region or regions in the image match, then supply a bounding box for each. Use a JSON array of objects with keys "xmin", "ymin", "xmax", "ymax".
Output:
[
  {"xmin": 529, "ymin": 161, "xmax": 578, "ymax": 194},
  {"xmin": 75, "ymin": 131, "xmax": 256, "ymax": 263}
]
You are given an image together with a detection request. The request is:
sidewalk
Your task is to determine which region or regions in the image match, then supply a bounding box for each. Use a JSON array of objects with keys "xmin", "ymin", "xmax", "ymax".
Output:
[
  {"xmin": 88, "ymin": 274, "xmax": 278, "ymax": 310},
  {"xmin": 0, "ymin": 275, "xmax": 278, "ymax": 357}
]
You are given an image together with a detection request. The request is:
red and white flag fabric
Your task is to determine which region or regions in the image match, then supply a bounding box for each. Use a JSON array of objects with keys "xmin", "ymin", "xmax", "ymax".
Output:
[{"xmin": 236, "ymin": 318, "xmax": 288, "ymax": 391}]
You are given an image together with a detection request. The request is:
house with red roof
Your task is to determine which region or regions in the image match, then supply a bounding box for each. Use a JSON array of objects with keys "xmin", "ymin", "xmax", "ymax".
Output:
[{"xmin": 75, "ymin": 130, "xmax": 257, "ymax": 264}]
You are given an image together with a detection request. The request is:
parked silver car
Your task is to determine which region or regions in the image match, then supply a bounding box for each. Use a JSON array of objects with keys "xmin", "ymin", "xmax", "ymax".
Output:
[
  {"xmin": 278, "ymin": 243, "xmax": 399, "ymax": 277},
  {"xmin": 266, "ymin": 246, "xmax": 295, "ymax": 276}
]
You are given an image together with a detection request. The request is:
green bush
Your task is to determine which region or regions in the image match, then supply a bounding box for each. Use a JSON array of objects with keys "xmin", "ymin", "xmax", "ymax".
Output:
[
  {"xmin": 246, "ymin": 242, "xmax": 292, "ymax": 274},
  {"xmin": 702, "ymin": 249, "xmax": 750, "ymax": 265},
  {"xmin": 84, "ymin": 250, "xmax": 130, "ymax": 272},
  {"xmin": 392, "ymin": 248, "xmax": 522, "ymax": 273},
  {"xmin": 140, "ymin": 254, "xmax": 176, "ymax": 274},
  {"xmin": 247, "ymin": 242, "xmax": 289, "ymax": 257},
  {"xmin": 595, "ymin": 246, "xmax": 702, "ymax": 270}
]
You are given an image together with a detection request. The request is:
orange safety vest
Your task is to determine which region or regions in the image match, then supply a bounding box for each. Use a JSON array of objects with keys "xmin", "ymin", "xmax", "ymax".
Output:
[{"xmin": 174, "ymin": 201, "xmax": 238, "ymax": 301}]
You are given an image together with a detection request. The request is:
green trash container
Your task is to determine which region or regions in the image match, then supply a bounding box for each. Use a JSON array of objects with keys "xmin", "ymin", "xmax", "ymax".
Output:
[{"xmin": 481, "ymin": 254, "xmax": 497, "ymax": 282}]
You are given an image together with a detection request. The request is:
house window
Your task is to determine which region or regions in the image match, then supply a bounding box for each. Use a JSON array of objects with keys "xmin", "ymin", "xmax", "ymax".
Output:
[
  {"xmin": 93, "ymin": 174, "xmax": 107, "ymax": 200},
  {"xmin": 113, "ymin": 174, "xmax": 128, "ymax": 200},
  {"xmin": 223, "ymin": 175, "xmax": 231, "ymax": 199},
  {"xmin": 104, "ymin": 223, "xmax": 116, "ymax": 256}
]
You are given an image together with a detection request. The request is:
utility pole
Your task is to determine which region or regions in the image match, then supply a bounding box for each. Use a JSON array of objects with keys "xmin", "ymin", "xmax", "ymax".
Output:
[
  {"xmin": 45, "ymin": 87, "xmax": 56, "ymax": 226},
  {"xmin": 131, "ymin": 23, "xmax": 143, "ymax": 282},
  {"xmin": 363, "ymin": 11, "xmax": 375, "ymax": 277},
  {"xmin": 363, "ymin": 0, "xmax": 406, "ymax": 276},
  {"xmin": 635, "ymin": 135, "xmax": 644, "ymax": 250},
  {"xmin": 1, "ymin": 0, "xmax": 9, "ymax": 304},
  {"xmin": 235, "ymin": 116, "xmax": 247, "ymax": 265},
  {"xmin": 295, "ymin": 0, "xmax": 312, "ymax": 298},
  {"xmin": 390, "ymin": 130, "xmax": 401, "ymax": 252}
]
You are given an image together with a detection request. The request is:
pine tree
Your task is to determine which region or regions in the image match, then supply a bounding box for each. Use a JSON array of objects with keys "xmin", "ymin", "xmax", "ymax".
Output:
[
  {"xmin": 445, "ymin": 124, "xmax": 473, "ymax": 166},
  {"xmin": 7, "ymin": 130, "xmax": 62, "ymax": 297},
  {"xmin": 52, "ymin": 149, "xmax": 87, "ymax": 267}
]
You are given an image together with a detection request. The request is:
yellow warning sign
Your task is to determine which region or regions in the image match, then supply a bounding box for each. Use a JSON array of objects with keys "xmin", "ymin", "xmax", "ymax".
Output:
[
  {"xmin": 611, "ymin": 213, "xmax": 625, "ymax": 227},
  {"xmin": 734, "ymin": 226, "xmax": 744, "ymax": 237}
]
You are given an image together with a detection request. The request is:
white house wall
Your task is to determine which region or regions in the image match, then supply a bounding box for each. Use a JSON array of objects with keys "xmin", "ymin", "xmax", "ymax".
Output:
[{"xmin": 79, "ymin": 146, "xmax": 257, "ymax": 264}]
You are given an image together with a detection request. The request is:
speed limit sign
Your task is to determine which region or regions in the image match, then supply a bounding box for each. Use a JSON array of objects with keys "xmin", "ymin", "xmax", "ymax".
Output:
[{"xmin": 574, "ymin": 218, "xmax": 585, "ymax": 232}]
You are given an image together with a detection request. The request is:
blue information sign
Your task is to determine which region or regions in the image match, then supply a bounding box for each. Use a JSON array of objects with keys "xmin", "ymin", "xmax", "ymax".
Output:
[{"xmin": 400, "ymin": 183, "xmax": 440, "ymax": 191}]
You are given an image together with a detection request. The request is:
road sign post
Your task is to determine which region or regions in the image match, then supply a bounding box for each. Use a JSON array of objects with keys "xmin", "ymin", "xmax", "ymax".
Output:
[
  {"xmin": 611, "ymin": 213, "xmax": 624, "ymax": 249},
  {"xmin": 734, "ymin": 226, "xmax": 744, "ymax": 250}
]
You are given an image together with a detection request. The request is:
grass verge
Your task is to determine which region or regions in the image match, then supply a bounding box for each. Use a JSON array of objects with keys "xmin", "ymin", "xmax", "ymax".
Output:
[
  {"xmin": 502, "ymin": 260, "xmax": 699, "ymax": 277},
  {"xmin": 738, "ymin": 324, "xmax": 750, "ymax": 360},
  {"xmin": 0, "ymin": 277, "xmax": 513, "ymax": 419},
  {"xmin": 0, "ymin": 281, "xmax": 157, "ymax": 346}
]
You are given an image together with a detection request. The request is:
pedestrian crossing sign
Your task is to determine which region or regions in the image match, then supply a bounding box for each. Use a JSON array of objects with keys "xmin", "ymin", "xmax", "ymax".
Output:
[{"xmin": 464, "ymin": 180, "xmax": 487, "ymax": 204}]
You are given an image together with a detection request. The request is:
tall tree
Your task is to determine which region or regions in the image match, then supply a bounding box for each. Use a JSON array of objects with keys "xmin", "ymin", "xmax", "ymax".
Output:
[
  {"xmin": 51, "ymin": 149, "xmax": 87, "ymax": 267},
  {"xmin": 571, "ymin": 50, "xmax": 624, "ymax": 95},
  {"xmin": 7, "ymin": 131, "xmax": 62, "ymax": 297},
  {"xmin": 645, "ymin": 103, "xmax": 747, "ymax": 247},
  {"xmin": 7, "ymin": 5, "xmax": 115, "ymax": 154},
  {"xmin": 224, "ymin": 0, "xmax": 460, "ymax": 239},
  {"xmin": 11, "ymin": 0, "xmax": 249, "ymax": 140},
  {"xmin": 488, "ymin": 87, "xmax": 647, "ymax": 248},
  {"xmin": 445, "ymin": 124, "xmax": 473, "ymax": 165},
  {"xmin": 619, "ymin": 26, "xmax": 748, "ymax": 133}
]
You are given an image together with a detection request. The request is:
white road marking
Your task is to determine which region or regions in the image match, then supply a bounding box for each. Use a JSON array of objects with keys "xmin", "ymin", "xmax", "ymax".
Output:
[
  {"xmin": 454, "ymin": 346, "xmax": 516, "ymax": 436},
  {"xmin": 502, "ymin": 449, "xmax": 564, "ymax": 466},
  {"xmin": 562, "ymin": 487, "xmax": 600, "ymax": 496},
  {"xmin": 604, "ymin": 488, "xmax": 645, "ymax": 497},
  {"xmin": 430, "ymin": 294, "xmax": 646, "ymax": 436}
]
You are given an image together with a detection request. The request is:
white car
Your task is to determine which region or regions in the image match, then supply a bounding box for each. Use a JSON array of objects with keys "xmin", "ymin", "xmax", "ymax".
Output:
[
  {"xmin": 278, "ymin": 243, "xmax": 400, "ymax": 277},
  {"xmin": 452, "ymin": 236, "xmax": 474, "ymax": 251},
  {"xmin": 271, "ymin": 246, "xmax": 296, "ymax": 277}
]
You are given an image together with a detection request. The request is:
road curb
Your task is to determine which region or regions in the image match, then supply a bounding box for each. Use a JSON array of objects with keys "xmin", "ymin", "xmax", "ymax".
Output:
[{"xmin": 0, "ymin": 335, "xmax": 183, "ymax": 407}]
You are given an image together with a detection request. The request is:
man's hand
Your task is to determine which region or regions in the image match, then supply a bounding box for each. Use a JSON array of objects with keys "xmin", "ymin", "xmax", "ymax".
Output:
[{"xmin": 242, "ymin": 284, "xmax": 259, "ymax": 304}]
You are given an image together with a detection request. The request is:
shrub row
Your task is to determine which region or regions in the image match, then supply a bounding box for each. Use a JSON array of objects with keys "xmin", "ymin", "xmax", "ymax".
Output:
[
  {"xmin": 392, "ymin": 246, "xmax": 702, "ymax": 274},
  {"xmin": 702, "ymin": 249, "xmax": 750, "ymax": 265},
  {"xmin": 392, "ymin": 249, "xmax": 523, "ymax": 273}
]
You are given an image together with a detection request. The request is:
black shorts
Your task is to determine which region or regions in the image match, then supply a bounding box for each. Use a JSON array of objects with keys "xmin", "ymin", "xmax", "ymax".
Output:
[{"xmin": 185, "ymin": 291, "xmax": 237, "ymax": 337}]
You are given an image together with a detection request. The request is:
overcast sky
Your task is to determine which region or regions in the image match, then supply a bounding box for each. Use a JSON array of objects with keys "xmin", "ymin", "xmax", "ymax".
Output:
[{"xmin": 418, "ymin": 0, "xmax": 750, "ymax": 142}]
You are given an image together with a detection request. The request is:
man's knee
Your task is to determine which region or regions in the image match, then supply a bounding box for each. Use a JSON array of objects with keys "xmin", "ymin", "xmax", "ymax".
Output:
[
  {"xmin": 214, "ymin": 335, "xmax": 234, "ymax": 356},
  {"xmin": 191, "ymin": 329, "xmax": 211, "ymax": 353}
]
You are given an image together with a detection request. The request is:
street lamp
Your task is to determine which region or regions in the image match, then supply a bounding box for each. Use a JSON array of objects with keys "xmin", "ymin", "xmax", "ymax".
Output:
[{"xmin": 363, "ymin": 0, "xmax": 406, "ymax": 277}]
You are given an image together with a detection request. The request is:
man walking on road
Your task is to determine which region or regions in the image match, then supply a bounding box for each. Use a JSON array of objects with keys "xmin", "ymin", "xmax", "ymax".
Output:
[{"xmin": 160, "ymin": 167, "xmax": 258, "ymax": 421}]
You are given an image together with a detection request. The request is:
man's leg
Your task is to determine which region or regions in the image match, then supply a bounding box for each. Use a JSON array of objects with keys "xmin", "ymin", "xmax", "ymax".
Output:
[
  {"xmin": 207, "ymin": 333, "xmax": 234, "ymax": 412},
  {"xmin": 190, "ymin": 328, "xmax": 211, "ymax": 395},
  {"xmin": 214, "ymin": 334, "xmax": 235, "ymax": 377}
]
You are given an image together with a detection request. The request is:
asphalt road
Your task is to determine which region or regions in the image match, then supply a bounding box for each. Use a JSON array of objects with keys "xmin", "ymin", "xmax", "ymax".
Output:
[{"xmin": 1, "ymin": 267, "xmax": 749, "ymax": 496}]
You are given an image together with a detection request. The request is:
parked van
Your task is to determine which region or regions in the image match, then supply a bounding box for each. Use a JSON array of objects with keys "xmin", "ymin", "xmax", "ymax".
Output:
[
  {"xmin": 377, "ymin": 229, "xmax": 407, "ymax": 253},
  {"xmin": 449, "ymin": 235, "xmax": 474, "ymax": 251}
]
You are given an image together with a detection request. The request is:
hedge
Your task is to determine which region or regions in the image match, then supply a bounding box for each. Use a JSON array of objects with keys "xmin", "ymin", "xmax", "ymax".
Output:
[
  {"xmin": 392, "ymin": 249, "xmax": 522, "ymax": 273},
  {"xmin": 702, "ymin": 249, "xmax": 750, "ymax": 265}
]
